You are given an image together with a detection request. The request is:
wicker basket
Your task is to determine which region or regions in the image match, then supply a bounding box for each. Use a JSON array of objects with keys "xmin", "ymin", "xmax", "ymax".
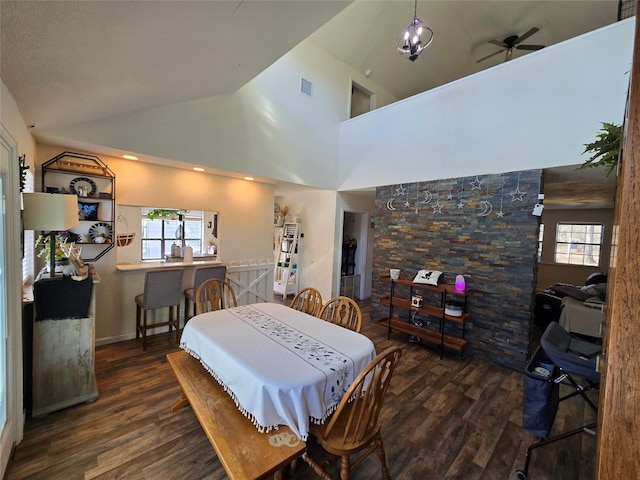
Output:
[
  {"xmin": 116, "ymin": 210, "xmax": 135, "ymax": 247},
  {"xmin": 116, "ymin": 233, "xmax": 135, "ymax": 247}
]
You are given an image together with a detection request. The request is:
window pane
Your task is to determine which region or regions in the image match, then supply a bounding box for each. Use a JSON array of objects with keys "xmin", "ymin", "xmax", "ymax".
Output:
[
  {"xmin": 140, "ymin": 209, "xmax": 209, "ymax": 260},
  {"xmin": 537, "ymin": 224, "xmax": 544, "ymax": 262},
  {"xmin": 142, "ymin": 219, "xmax": 162, "ymax": 238},
  {"xmin": 142, "ymin": 240, "xmax": 162, "ymax": 259},
  {"xmin": 554, "ymin": 223, "xmax": 603, "ymax": 267}
]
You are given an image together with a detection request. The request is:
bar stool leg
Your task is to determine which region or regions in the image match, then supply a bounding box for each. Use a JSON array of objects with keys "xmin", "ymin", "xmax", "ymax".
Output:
[
  {"xmin": 184, "ymin": 295, "xmax": 190, "ymax": 325},
  {"xmin": 136, "ymin": 304, "xmax": 141, "ymax": 340},
  {"xmin": 142, "ymin": 309, "xmax": 148, "ymax": 351}
]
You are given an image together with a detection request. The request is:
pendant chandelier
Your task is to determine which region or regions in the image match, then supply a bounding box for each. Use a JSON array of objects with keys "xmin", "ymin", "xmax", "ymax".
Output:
[{"xmin": 396, "ymin": 0, "xmax": 434, "ymax": 62}]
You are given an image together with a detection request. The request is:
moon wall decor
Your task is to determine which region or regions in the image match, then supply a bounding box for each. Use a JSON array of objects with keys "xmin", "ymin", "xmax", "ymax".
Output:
[{"xmin": 386, "ymin": 198, "xmax": 397, "ymax": 211}]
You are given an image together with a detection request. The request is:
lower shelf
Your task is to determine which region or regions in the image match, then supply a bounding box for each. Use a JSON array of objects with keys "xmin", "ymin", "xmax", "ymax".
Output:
[{"xmin": 377, "ymin": 317, "xmax": 468, "ymax": 354}]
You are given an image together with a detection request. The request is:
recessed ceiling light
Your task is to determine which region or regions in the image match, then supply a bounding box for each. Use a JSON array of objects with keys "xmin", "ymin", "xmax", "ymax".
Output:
[
  {"xmin": 193, "ymin": 167, "xmax": 205, "ymax": 172},
  {"xmin": 244, "ymin": 176, "xmax": 255, "ymax": 181},
  {"xmin": 123, "ymin": 154, "xmax": 138, "ymax": 160}
]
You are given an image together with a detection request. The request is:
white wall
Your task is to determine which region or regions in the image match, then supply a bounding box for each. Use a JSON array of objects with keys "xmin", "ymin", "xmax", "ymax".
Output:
[
  {"xmin": 35, "ymin": 144, "xmax": 275, "ymax": 343},
  {"xmin": 38, "ymin": 41, "xmax": 397, "ymax": 191},
  {"xmin": 338, "ymin": 19, "xmax": 635, "ymax": 190},
  {"xmin": 275, "ymin": 190, "xmax": 337, "ymax": 301}
]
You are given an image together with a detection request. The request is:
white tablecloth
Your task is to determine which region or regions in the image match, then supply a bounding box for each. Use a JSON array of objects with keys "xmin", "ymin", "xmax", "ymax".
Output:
[{"xmin": 180, "ymin": 302, "xmax": 376, "ymax": 440}]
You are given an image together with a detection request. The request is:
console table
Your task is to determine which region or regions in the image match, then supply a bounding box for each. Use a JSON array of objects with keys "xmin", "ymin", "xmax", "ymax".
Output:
[{"xmin": 31, "ymin": 267, "xmax": 100, "ymax": 417}]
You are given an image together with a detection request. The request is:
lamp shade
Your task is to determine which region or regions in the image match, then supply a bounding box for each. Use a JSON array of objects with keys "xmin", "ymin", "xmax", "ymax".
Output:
[{"xmin": 23, "ymin": 192, "xmax": 79, "ymax": 231}]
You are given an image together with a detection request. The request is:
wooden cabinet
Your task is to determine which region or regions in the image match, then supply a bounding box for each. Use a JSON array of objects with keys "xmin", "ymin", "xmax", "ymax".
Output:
[
  {"xmin": 42, "ymin": 151, "xmax": 115, "ymax": 262},
  {"xmin": 273, "ymin": 222, "xmax": 300, "ymax": 296},
  {"xmin": 378, "ymin": 276, "xmax": 470, "ymax": 357},
  {"xmin": 31, "ymin": 268, "xmax": 100, "ymax": 416}
]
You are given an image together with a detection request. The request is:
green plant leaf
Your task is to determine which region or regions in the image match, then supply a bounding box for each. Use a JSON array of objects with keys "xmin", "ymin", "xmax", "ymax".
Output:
[{"xmin": 578, "ymin": 122, "xmax": 621, "ymax": 177}]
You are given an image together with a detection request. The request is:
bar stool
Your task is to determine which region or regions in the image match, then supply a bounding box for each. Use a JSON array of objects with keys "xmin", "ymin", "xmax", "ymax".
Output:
[
  {"xmin": 135, "ymin": 268, "xmax": 184, "ymax": 351},
  {"xmin": 184, "ymin": 265, "xmax": 227, "ymax": 324}
]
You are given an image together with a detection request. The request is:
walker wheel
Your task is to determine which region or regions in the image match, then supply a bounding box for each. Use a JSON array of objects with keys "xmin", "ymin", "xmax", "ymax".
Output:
[{"xmin": 516, "ymin": 470, "xmax": 527, "ymax": 480}]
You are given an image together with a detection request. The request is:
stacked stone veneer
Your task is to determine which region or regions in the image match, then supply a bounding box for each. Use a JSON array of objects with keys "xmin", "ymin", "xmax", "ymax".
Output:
[{"xmin": 372, "ymin": 169, "xmax": 542, "ymax": 369}]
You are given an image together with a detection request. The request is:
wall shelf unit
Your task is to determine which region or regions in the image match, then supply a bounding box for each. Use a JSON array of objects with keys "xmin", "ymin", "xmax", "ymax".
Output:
[
  {"xmin": 377, "ymin": 275, "xmax": 470, "ymax": 358},
  {"xmin": 42, "ymin": 151, "xmax": 115, "ymax": 262},
  {"xmin": 274, "ymin": 222, "xmax": 300, "ymax": 296}
]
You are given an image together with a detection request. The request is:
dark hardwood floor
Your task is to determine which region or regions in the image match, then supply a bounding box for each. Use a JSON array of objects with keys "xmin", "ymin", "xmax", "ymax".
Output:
[{"xmin": 7, "ymin": 300, "xmax": 596, "ymax": 480}]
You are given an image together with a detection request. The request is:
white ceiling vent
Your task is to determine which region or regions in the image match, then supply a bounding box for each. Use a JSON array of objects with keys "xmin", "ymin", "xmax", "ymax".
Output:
[{"xmin": 300, "ymin": 77, "xmax": 313, "ymax": 97}]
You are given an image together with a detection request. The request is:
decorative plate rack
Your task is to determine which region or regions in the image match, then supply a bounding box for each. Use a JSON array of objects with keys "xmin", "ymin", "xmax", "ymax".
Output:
[{"xmin": 42, "ymin": 151, "xmax": 115, "ymax": 262}]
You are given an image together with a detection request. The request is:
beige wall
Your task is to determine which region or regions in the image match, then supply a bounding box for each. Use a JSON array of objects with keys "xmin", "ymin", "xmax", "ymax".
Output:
[
  {"xmin": 536, "ymin": 207, "xmax": 614, "ymax": 290},
  {"xmin": 36, "ymin": 144, "xmax": 276, "ymax": 344},
  {"xmin": 275, "ymin": 190, "xmax": 338, "ymax": 301}
]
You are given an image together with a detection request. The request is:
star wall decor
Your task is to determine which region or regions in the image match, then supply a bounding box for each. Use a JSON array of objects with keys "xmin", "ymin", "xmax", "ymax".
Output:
[
  {"xmin": 457, "ymin": 181, "xmax": 466, "ymax": 209},
  {"xmin": 432, "ymin": 181, "xmax": 444, "ymax": 215},
  {"xmin": 509, "ymin": 173, "xmax": 526, "ymax": 202},
  {"xmin": 382, "ymin": 172, "xmax": 531, "ymax": 218},
  {"xmin": 470, "ymin": 176, "xmax": 483, "ymax": 191}
]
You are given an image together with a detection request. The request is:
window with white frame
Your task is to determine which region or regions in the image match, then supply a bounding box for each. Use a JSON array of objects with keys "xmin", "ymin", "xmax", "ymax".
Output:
[
  {"xmin": 537, "ymin": 224, "xmax": 544, "ymax": 262},
  {"xmin": 141, "ymin": 209, "xmax": 203, "ymax": 260},
  {"xmin": 22, "ymin": 168, "xmax": 35, "ymax": 283},
  {"xmin": 554, "ymin": 223, "xmax": 604, "ymax": 266}
]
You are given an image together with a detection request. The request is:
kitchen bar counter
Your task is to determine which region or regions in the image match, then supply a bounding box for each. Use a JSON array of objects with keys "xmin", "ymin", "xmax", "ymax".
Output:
[{"xmin": 116, "ymin": 259, "xmax": 224, "ymax": 272}]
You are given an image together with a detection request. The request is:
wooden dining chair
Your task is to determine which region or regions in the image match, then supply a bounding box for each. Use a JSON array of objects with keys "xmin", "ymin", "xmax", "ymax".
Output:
[
  {"xmin": 318, "ymin": 296, "xmax": 362, "ymax": 332},
  {"xmin": 303, "ymin": 346, "xmax": 403, "ymax": 480},
  {"xmin": 184, "ymin": 265, "xmax": 227, "ymax": 324},
  {"xmin": 195, "ymin": 278, "xmax": 237, "ymax": 314},
  {"xmin": 290, "ymin": 287, "xmax": 323, "ymax": 316}
]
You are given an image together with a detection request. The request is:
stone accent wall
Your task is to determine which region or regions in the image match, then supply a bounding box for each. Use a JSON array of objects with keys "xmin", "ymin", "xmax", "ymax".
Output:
[{"xmin": 372, "ymin": 170, "xmax": 542, "ymax": 369}]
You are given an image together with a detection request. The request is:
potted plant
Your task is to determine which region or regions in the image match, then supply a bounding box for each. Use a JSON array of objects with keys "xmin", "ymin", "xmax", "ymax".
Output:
[
  {"xmin": 146, "ymin": 208, "xmax": 188, "ymax": 220},
  {"xmin": 578, "ymin": 122, "xmax": 621, "ymax": 177},
  {"xmin": 35, "ymin": 233, "xmax": 69, "ymax": 272}
]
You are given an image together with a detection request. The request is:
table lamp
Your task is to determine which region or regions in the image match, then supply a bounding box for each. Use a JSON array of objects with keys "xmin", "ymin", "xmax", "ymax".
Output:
[{"xmin": 23, "ymin": 192, "xmax": 78, "ymax": 278}]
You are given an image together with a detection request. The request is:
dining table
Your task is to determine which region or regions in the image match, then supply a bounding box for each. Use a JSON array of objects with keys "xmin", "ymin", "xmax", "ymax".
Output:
[{"xmin": 180, "ymin": 302, "xmax": 376, "ymax": 441}]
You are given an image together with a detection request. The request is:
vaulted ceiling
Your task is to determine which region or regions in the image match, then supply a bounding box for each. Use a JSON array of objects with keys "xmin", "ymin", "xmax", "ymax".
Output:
[{"xmin": 1, "ymin": 0, "xmax": 626, "ymax": 205}]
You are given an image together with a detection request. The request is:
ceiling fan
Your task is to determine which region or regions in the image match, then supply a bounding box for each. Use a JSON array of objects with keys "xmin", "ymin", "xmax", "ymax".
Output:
[{"xmin": 477, "ymin": 27, "xmax": 545, "ymax": 63}]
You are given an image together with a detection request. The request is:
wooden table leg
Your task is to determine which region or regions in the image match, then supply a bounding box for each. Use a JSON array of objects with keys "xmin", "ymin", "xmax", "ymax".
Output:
[{"xmin": 170, "ymin": 392, "xmax": 190, "ymax": 412}]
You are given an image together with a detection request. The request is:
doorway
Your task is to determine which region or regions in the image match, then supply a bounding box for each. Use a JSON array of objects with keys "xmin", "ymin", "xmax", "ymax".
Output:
[
  {"xmin": 350, "ymin": 81, "xmax": 375, "ymax": 119},
  {"xmin": 340, "ymin": 211, "xmax": 368, "ymax": 300}
]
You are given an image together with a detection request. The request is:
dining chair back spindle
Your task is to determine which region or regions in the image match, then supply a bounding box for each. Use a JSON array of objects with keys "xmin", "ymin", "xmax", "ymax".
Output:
[
  {"xmin": 319, "ymin": 296, "xmax": 362, "ymax": 333},
  {"xmin": 135, "ymin": 268, "xmax": 184, "ymax": 351},
  {"xmin": 195, "ymin": 279, "xmax": 237, "ymax": 314},
  {"xmin": 184, "ymin": 265, "xmax": 227, "ymax": 323},
  {"xmin": 303, "ymin": 346, "xmax": 403, "ymax": 480},
  {"xmin": 289, "ymin": 287, "xmax": 323, "ymax": 316}
]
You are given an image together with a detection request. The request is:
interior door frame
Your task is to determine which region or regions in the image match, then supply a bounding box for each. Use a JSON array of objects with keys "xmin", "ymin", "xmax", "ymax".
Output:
[{"xmin": 0, "ymin": 124, "xmax": 24, "ymax": 477}]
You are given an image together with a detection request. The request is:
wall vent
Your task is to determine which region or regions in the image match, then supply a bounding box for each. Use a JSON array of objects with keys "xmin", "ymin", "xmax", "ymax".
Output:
[{"xmin": 300, "ymin": 77, "xmax": 313, "ymax": 97}]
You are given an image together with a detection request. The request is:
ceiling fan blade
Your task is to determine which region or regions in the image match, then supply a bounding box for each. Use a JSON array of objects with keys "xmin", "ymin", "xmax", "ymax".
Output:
[
  {"xmin": 488, "ymin": 39, "xmax": 507, "ymax": 48},
  {"xmin": 476, "ymin": 49, "xmax": 505, "ymax": 63},
  {"xmin": 515, "ymin": 27, "xmax": 539, "ymax": 44},
  {"xmin": 516, "ymin": 44, "xmax": 545, "ymax": 51}
]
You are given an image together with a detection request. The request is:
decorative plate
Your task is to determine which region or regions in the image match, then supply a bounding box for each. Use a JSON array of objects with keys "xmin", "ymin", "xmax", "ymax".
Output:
[
  {"xmin": 69, "ymin": 176, "xmax": 97, "ymax": 196},
  {"xmin": 89, "ymin": 222, "xmax": 112, "ymax": 243}
]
